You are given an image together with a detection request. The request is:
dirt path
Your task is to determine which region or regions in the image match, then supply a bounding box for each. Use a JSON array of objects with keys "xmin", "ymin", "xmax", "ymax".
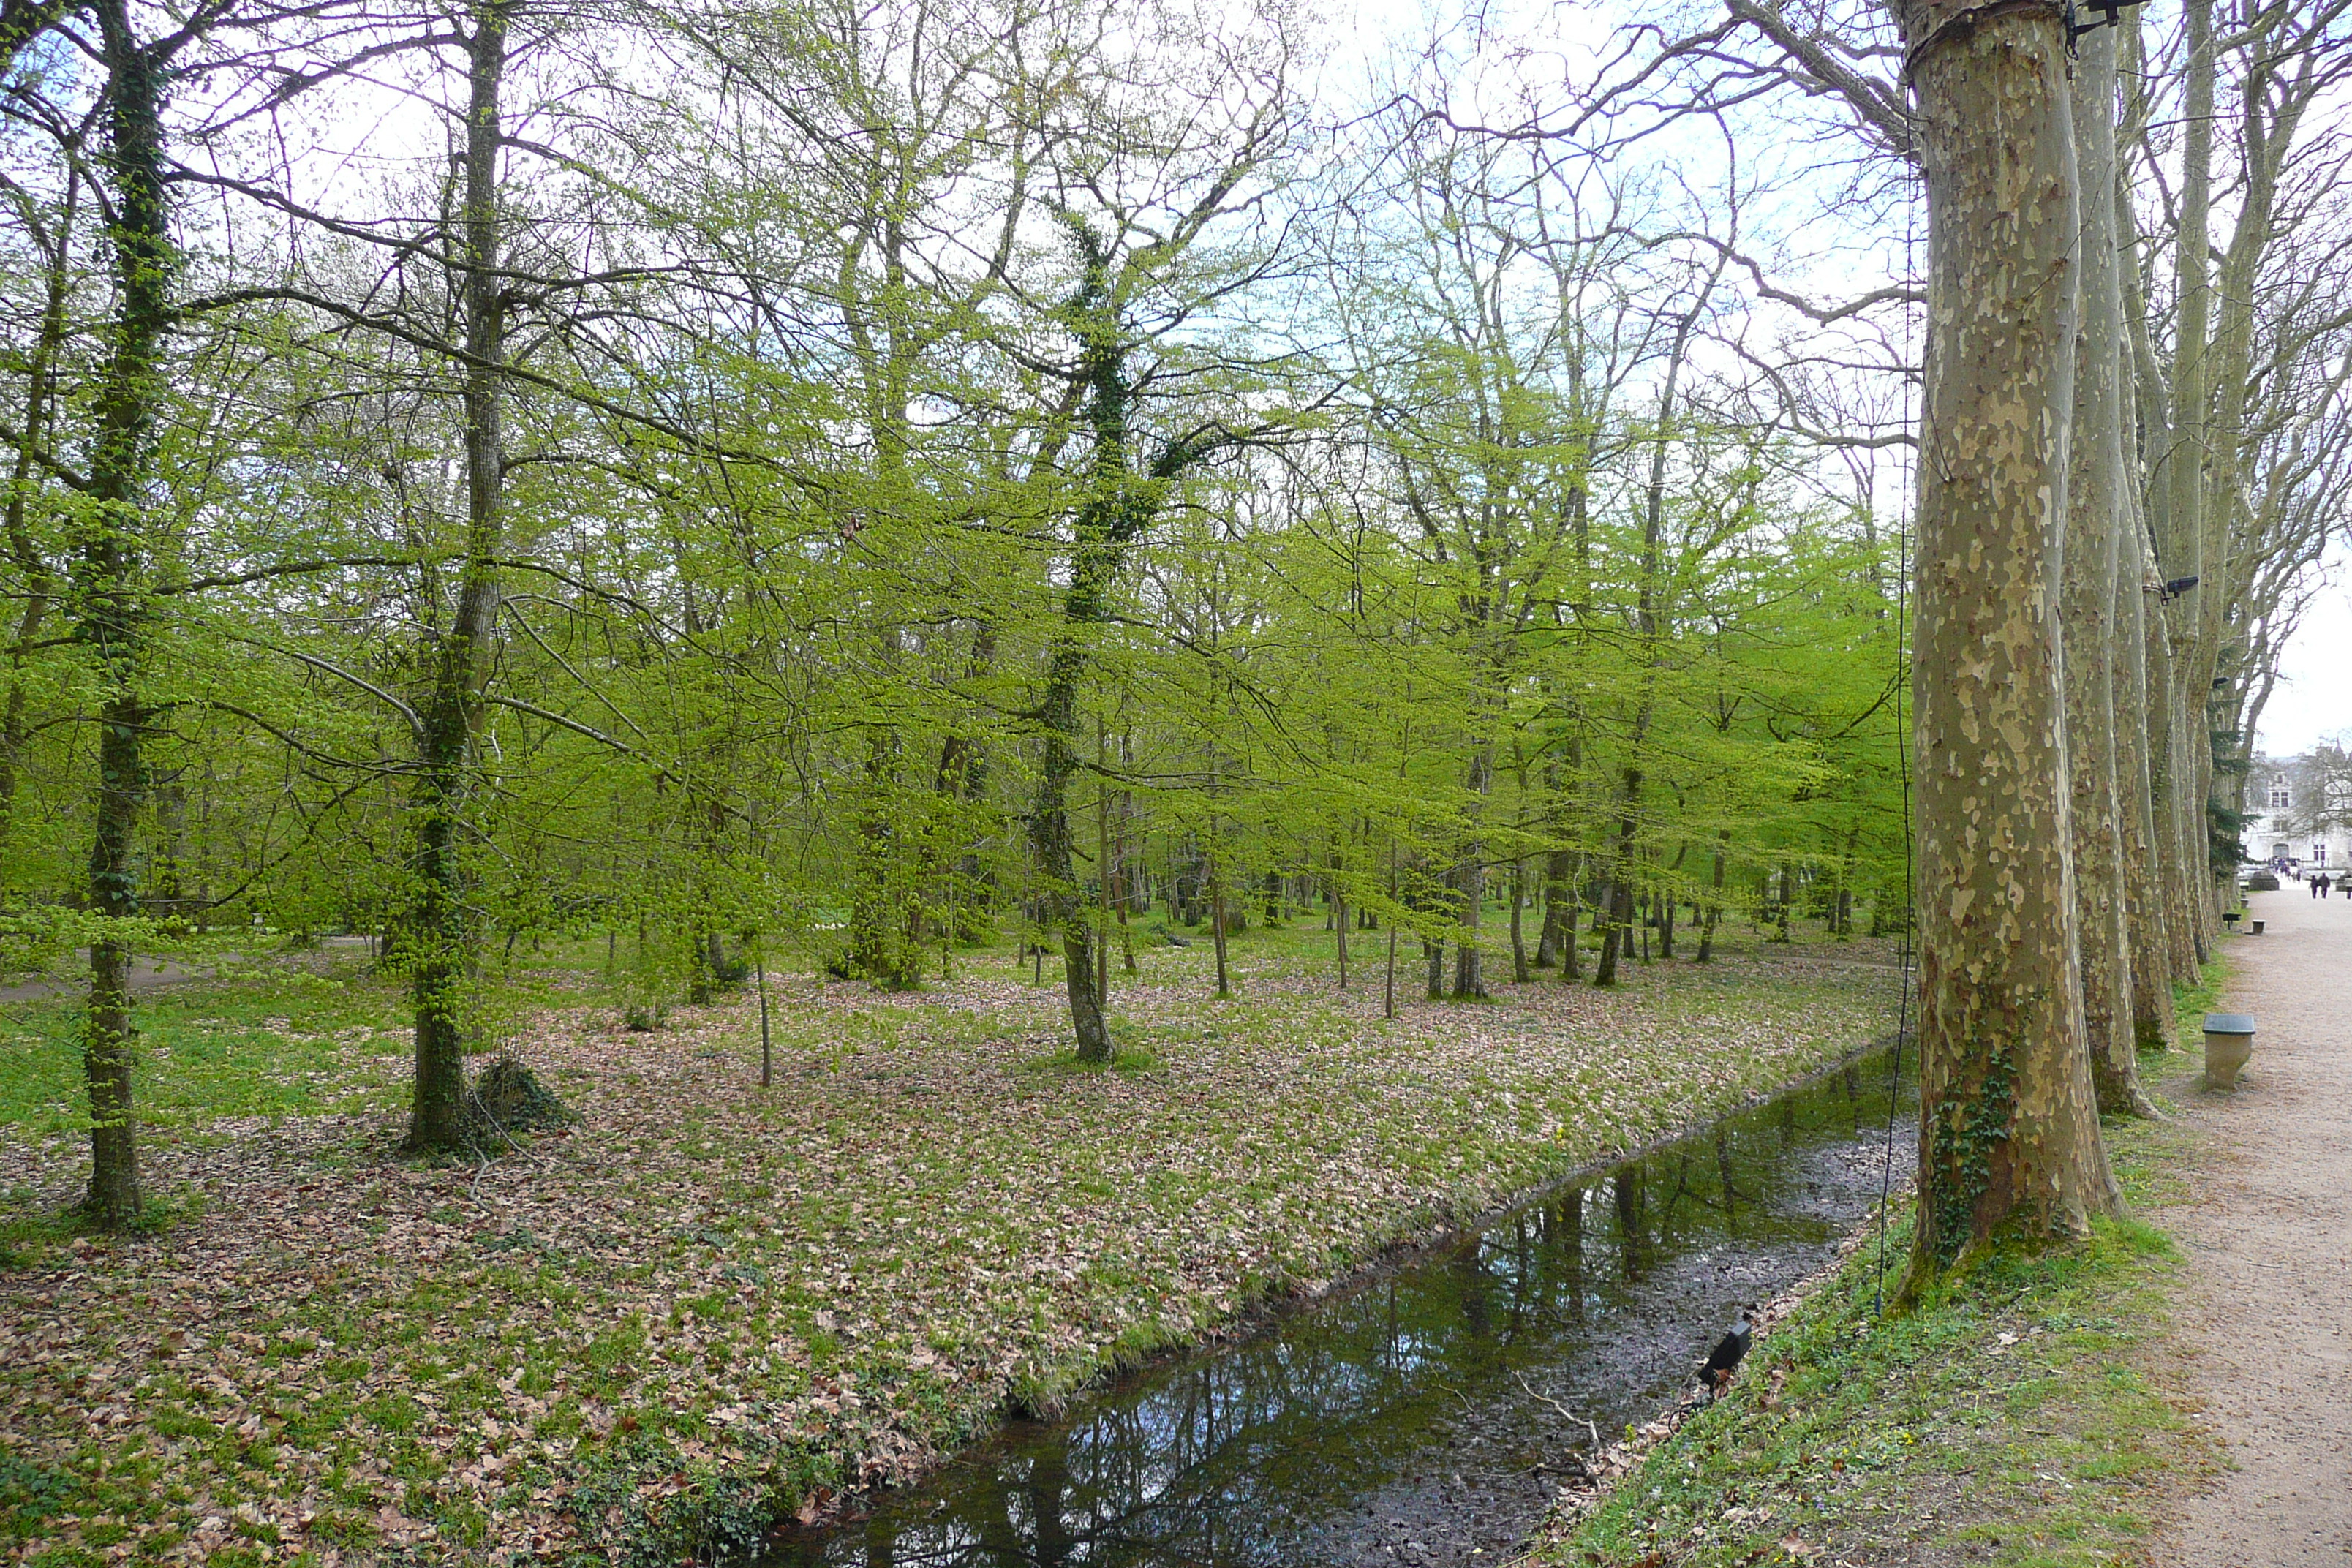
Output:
[
  {"xmin": 0, "ymin": 954, "xmax": 210, "ymax": 1004},
  {"xmin": 2155, "ymin": 884, "xmax": 2352, "ymax": 1566}
]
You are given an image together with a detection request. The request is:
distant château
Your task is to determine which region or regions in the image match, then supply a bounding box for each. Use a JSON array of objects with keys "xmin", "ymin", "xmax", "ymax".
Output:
[{"xmin": 2242, "ymin": 751, "xmax": 2352, "ymax": 866}]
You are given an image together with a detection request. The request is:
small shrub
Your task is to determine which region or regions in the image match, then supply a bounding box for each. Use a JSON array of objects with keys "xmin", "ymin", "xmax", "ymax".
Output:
[{"xmin": 468, "ymin": 1057, "xmax": 580, "ymax": 1133}]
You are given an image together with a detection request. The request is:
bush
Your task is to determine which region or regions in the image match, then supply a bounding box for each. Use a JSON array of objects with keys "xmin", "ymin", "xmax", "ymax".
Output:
[{"xmin": 468, "ymin": 1057, "xmax": 579, "ymax": 1133}]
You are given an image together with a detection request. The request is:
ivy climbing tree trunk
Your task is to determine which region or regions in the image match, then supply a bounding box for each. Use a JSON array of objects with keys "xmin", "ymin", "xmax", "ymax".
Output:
[
  {"xmin": 1894, "ymin": 0, "xmax": 2119, "ymax": 1300},
  {"xmin": 75, "ymin": 0, "xmax": 174, "ymax": 1227},
  {"xmin": 1030, "ymin": 228, "xmax": 1126, "ymax": 1063},
  {"xmin": 406, "ymin": 2, "xmax": 511, "ymax": 1151},
  {"xmin": 1029, "ymin": 224, "xmax": 1239, "ymax": 1058}
]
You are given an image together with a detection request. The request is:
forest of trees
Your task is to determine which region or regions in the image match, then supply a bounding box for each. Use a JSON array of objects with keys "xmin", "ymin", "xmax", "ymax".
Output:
[{"xmin": 0, "ymin": 0, "xmax": 2345, "ymax": 1298}]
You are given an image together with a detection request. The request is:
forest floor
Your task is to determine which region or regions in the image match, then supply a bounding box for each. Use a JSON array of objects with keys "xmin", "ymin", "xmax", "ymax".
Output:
[{"xmin": 0, "ymin": 916, "xmax": 1904, "ymax": 1567}]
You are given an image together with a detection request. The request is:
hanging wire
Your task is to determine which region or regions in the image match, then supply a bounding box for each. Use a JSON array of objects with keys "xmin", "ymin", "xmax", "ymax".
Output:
[{"xmin": 1875, "ymin": 162, "xmax": 1922, "ymax": 1319}]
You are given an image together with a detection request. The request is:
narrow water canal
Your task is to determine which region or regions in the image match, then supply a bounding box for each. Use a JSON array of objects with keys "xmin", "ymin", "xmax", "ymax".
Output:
[{"xmin": 766, "ymin": 1044, "xmax": 1916, "ymax": 1568}]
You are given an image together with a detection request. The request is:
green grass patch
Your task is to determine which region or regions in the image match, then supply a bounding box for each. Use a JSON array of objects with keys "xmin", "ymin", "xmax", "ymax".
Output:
[
  {"xmin": 1017, "ymin": 1044, "xmax": 1163, "ymax": 1077},
  {"xmin": 0, "ymin": 960, "xmax": 409, "ymax": 1136}
]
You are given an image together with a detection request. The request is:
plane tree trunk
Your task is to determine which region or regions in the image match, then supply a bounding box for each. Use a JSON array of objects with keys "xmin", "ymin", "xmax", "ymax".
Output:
[
  {"xmin": 1893, "ymin": 0, "xmax": 2119, "ymax": 1297},
  {"xmin": 2065, "ymin": 29, "xmax": 2158, "ymax": 1119}
]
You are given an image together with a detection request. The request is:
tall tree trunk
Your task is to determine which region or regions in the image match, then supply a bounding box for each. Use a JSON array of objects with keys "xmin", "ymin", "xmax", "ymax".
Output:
[
  {"xmin": 2118, "ymin": 524, "xmax": 2180, "ymax": 1049},
  {"xmin": 1558, "ymin": 859, "xmax": 1584, "ymax": 982},
  {"xmin": 77, "ymin": 0, "xmax": 176, "ymax": 1224},
  {"xmin": 1096, "ymin": 729, "xmax": 1112, "ymax": 1006},
  {"xmin": 1207, "ymin": 844, "xmax": 1231, "ymax": 999},
  {"xmin": 1331, "ymin": 837, "xmax": 1349, "ymax": 990},
  {"xmin": 1695, "ymin": 835, "xmax": 1727, "ymax": 963},
  {"xmin": 1509, "ymin": 858, "xmax": 1530, "ymax": 981},
  {"xmin": 2133, "ymin": 464, "xmax": 2203, "ymax": 985},
  {"xmin": 1894, "ymin": 0, "xmax": 2118, "ymax": 1297},
  {"xmin": 848, "ymin": 735, "xmax": 921, "ymax": 990},
  {"xmin": 1450, "ymin": 865, "xmax": 1483, "ymax": 998},
  {"xmin": 2065, "ymin": 28, "xmax": 2157, "ymax": 1119},
  {"xmin": 1117, "ymin": 745, "xmax": 1139, "ymax": 974},
  {"xmin": 2107, "ymin": 108, "xmax": 2190, "ymax": 1014},
  {"xmin": 1028, "ymin": 233, "xmax": 1130, "ymax": 1062},
  {"xmin": 1028, "ymin": 226, "xmax": 1220, "ymax": 1055},
  {"xmin": 935, "ymin": 622, "xmax": 999, "ymax": 942},
  {"xmin": 1451, "ymin": 746, "xmax": 1491, "ymax": 998},
  {"xmin": 2161, "ymin": 630, "xmax": 2207, "ymax": 973},
  {"xmin": 1537, "ymin": 848, "xmax": 1572, "ymax": 966},
  {"xmin": 1829, "ymin": 824, "xmax": 1859, "ymax": 938},
  {"xmin": 407, "ymin": 4, "xmax": 513, "ymax": 1151},
  {"xmin": 1035, "ymin": 614, "xmax": 1110, "ymax": 1052},
  {"xmin": 1591, "ymin": 864, "xmax": 1624, "ymax": 985},
  {"xmin": 2170, "ymin": 0, "xmax": 2220, "ymax": 953},
  {"xmin": 755, "ymin": 944, "xmax": 772, "ymax": 1089},
  {"xmin": 1381, "ymin": 840, "xmax": 1401, "ymax": 1015},
  {"xmin": 1591, "ymin": 282, "xmax": 1706, "ymax": 990},
  {"xmin": 2111, "ymin": 54, "xmax": 2203, "ymax": 983}
]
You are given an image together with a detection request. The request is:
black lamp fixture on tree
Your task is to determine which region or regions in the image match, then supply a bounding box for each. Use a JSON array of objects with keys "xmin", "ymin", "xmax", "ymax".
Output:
[{"xmin": 2068, "ymin": 0, "xmax": 2147, "ymax": 39}]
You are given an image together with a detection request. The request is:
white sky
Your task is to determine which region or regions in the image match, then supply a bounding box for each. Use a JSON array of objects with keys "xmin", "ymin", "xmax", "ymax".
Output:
[{"xmin": 2256, "ymin": 538, "xmax": 2352, "ymax": 756}]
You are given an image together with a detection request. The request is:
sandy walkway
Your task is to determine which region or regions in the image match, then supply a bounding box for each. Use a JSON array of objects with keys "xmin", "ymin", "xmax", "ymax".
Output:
[{"xmin": 2155, "ymin": 884, "xmax": 2352, "ymax": 1566}]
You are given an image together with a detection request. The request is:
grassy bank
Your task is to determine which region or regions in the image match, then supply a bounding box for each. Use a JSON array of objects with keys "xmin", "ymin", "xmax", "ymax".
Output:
[
  {"xmin": 0, "ymin": 919, "xmax": 1901, "ymax": 1566},
  {"xmin": 1526, "ymin": 963, "xmax": 2227, "ymax": 1568}
]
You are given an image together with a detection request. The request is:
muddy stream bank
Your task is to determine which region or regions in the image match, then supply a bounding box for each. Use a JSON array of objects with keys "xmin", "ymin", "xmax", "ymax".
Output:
[{"xmin": 763, "ymin": 1043, "xmax": 1918, "ymax": 1568}]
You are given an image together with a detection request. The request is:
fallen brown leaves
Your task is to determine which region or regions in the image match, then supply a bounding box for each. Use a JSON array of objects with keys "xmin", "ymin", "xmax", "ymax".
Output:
[{"xmin": 0, "ymin": 933, "xmax": 1899, "ymax": 1565}]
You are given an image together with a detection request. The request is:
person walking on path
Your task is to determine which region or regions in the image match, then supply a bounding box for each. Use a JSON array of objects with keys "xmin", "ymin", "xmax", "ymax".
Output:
[{"xmin": 2155, "ymin": 886, "xmax": 2352, "ymax": 1566}]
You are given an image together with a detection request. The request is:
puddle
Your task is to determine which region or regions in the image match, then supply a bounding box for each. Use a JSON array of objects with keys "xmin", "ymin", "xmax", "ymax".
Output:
[{"xmin": 764, "ymin": 1043, "xmax": 1915, "ymax": 1567}]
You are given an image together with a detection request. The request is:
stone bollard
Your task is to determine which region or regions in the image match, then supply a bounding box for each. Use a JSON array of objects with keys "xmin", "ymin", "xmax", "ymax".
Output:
[{"xmin": 2202, "ymin": 1013, "xmax": 2255, "ymax": 1091}]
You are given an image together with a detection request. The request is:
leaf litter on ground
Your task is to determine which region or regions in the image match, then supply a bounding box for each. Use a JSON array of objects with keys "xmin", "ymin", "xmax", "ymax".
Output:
[{"xmin": 0, "ymin": 927, "xmax": 1901, "ymax": 1565}]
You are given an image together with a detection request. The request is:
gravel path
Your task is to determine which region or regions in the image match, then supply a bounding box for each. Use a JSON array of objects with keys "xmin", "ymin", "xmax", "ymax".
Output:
[
  {"xmin": 2156, "ymin": 884, "xmax": 2352, "ymax": 1567},
  {"xmin": 0, "ymin": 955, "xmax": 209, "ymax": 1003}
]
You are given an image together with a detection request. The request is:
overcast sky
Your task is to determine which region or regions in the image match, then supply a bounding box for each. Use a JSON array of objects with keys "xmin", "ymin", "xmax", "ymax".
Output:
[{"xmin": 2255, "ymin": 539, "xmax": 2351, "ymax": 758}]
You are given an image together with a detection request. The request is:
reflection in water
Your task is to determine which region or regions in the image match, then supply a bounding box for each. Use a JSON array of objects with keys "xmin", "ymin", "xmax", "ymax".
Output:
[
  {"xmin": 1613, "ymin": 1169, "xmax": 1644, "ymax": 1280},
  {"xmin": 764, "ymin": 1047, "xmax": 1913, "ymax": 1568}
]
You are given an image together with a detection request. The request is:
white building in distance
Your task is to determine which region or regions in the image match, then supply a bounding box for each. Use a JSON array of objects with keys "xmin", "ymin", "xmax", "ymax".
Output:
[{"xmin": 2242, "ymin": 753, "xmax": 2352, "ymax": 867}]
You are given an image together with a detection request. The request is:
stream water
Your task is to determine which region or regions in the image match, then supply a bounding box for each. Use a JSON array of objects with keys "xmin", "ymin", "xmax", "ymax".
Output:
[{"xmin": 764, "ymin": 1042, "xmax": 1916, "ymax": 1568}]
